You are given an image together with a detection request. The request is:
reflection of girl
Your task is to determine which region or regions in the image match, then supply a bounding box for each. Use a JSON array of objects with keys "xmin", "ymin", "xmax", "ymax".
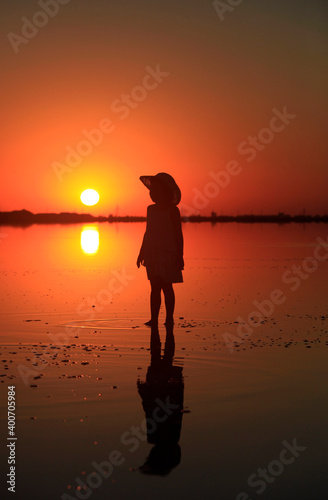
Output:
[
  {"xmin": 137, "ymin": 173, "xmax": 184, "ymax": 327},
  {"xmin": 137, "ymin": 324, "xmax": 184, "ymax": 476}
]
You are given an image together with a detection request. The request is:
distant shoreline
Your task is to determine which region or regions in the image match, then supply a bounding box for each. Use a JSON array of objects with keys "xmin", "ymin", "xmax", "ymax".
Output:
[{"xmin": 0, "ymin": 209, "xmax": 327, "ymax": 226}]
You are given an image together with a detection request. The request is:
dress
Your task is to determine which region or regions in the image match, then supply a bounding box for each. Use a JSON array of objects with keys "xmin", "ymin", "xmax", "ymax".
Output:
[{"xmin": 141, "ymin": 204, "xmax": 183, "ymax": 283}]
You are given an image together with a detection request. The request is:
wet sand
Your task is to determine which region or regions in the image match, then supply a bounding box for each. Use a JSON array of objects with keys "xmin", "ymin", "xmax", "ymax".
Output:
[{"xmin": 0, "ymin": 223, "xmax": 327, "ymax": 499}]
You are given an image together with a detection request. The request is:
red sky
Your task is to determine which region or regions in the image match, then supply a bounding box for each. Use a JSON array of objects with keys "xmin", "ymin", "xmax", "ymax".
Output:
[{"xmin": 1, "ymin": 0, "xmax": 327, "ymax": 216}]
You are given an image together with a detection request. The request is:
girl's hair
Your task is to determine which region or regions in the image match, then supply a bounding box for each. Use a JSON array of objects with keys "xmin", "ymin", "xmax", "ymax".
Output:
[{"xmin": 149, "ymin": 178, "xmax": 173, "ymax": 205}]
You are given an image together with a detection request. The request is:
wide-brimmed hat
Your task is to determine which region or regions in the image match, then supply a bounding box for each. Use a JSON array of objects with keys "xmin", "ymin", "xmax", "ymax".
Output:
[{"xmin": 140, "ymin": 173, "xmax": 181, "ymax": 205}]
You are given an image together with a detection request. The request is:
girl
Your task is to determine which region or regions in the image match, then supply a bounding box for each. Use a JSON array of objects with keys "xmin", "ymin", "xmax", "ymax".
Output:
[{"xmin": 137, "ymin": 173, "xmax": 184, "ymax": 327}]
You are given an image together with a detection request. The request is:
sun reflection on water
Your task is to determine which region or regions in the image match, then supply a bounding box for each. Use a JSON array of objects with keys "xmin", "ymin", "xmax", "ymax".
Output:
[{"xmin": 80, "ymin": 226, "xmax": 99, "ymax": 254}]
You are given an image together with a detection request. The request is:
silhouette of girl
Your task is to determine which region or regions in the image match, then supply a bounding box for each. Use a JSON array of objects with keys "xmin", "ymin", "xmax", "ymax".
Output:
[{"xmin": 137, "ymin": 173, "xmax": 184, "ymax": 327}]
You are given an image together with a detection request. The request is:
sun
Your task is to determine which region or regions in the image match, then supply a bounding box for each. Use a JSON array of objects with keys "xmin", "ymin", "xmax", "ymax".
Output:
[{"xmin": 80, "ymin": 189, "xmax": 100, "ymax": 206}]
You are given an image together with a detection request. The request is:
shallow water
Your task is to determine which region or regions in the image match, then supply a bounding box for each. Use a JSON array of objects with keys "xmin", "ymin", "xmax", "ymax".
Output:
[{"xmin": 0, "ymin": 223, "xmax": 327, "ymax": 499}]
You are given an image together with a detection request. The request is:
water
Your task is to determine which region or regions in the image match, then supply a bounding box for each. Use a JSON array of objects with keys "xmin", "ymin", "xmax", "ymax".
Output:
[{"xmin": 0, "ymin": 223, "xmax": 327, "ymax": 499}]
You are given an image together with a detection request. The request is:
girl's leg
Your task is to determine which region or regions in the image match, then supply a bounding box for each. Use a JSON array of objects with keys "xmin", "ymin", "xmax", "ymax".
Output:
[
  {"xmin": 162, "ymin": 283, "xmax": 175, "ymax": 325},
  {"xmin": 149, "ymin": 278, "xmax": 162, "ymax": 326}
]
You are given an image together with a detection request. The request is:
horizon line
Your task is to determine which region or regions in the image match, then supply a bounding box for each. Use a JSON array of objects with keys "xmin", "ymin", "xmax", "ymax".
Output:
[
  {"xmin": 0, "ymin": 209, "xmax": 328, "ymax": 226},
  {"xmin": 1, "ymin": 208, "xmax": 328, "ymax": 217}
]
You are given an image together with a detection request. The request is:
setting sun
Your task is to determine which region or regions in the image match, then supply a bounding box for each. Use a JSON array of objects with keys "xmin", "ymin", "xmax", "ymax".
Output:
[{"xmin": 80, "ymin": 189, "xmax": 100, "ymax": 206}]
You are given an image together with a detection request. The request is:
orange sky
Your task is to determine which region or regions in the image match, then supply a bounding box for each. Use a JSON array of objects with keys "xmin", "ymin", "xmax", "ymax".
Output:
[{"xmin": 1, "ymin": 0, "xmax": 327, "ymax": 216}]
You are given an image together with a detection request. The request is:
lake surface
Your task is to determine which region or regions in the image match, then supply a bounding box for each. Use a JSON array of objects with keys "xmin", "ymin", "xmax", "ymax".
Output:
[{"xmin": 0, "ymin": 222, "xmax": 327, "ymax": 500}]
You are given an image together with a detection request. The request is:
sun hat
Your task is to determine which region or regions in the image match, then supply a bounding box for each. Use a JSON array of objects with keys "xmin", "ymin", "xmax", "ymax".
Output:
[{"xmin": 140, "ymin": 173, "xmax": 181, "ymax": 205}]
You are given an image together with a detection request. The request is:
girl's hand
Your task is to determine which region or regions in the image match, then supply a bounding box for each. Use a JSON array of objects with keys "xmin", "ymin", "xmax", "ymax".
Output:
[{"xmin": 137, "ymin": 255, "xmax": 143, "ymax": 268}]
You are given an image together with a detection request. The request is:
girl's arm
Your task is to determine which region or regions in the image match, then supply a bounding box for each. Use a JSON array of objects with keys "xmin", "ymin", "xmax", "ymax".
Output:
[
  {"xmin": 137, "ymin": 233, "xmax": 146, "ymax": 267},
  {"xmin": 137, "ymin": 206, "xmax": 150, "ymax": 267}
]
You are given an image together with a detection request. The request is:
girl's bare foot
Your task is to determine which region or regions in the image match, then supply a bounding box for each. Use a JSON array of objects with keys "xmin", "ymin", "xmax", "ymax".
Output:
[{"xmin": 144, "ymin": 319, "xmax": 159, "ymax": 327}]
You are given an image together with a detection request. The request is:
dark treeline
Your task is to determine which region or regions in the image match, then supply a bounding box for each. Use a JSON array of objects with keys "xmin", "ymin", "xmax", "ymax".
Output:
[
  {"xmin": 0, "ymin": 209, "xmax": 327, "ymax": 226},
  {"xmin": 186, "ymin": 213, "xmax": 328, "ymax": 223},
  {"xmin": 0, "ymin": 210, "xmax": 145, "ymax": 226}
]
